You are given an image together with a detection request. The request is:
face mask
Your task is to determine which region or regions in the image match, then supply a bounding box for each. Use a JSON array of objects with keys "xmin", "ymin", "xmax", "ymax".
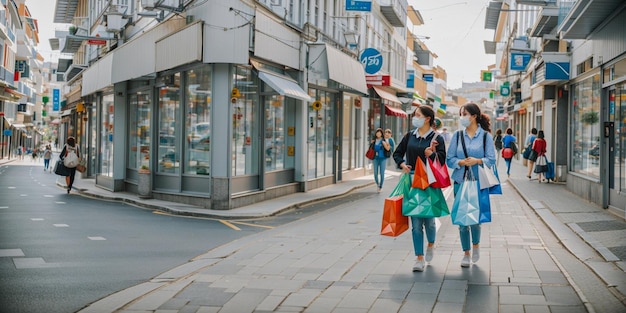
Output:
[
  {"xmin": 460, "ymin": 116, "xmax": 471, "ymax": 127},
  {"xmin": 412, "ymin": 117, "xmax": 425, "ymax": 128}
]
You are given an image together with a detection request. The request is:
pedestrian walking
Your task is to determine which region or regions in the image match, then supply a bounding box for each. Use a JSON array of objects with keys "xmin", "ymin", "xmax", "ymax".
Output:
[
  {"xmin": 60, "ymin": 137, "xmax": 80, "ymax": 194},
  {"xmin": 530, "ymin": 130, "xmax": 548, "ymax": 182},
  {"xmin": 501, "ymin": 128, "xmax": 517, "ymax": 176},
  {"xmin": 384, "ymin": 128, "xmax": 395, "ymax": 168},
  {"xmin": 43, "ymin": 145, "xmax": 52, "ymax": 172},
  {"xmin": 393, "ymin": 106, "xmax": 446, "ymax": 272},
  {"xmin": 447, "ymin": 102, "xmax": 496, "ymax": 267},
  {"xmin": 494, "ymin": 129, "xmax": 503, "ymax": 166},
  {"xmin": 524, "ymin": 128, "xmax": 538, "ymax": 177},
  {"xmin": 371, "ymin": 128, "xmax": 391, "ymax": 193},
  {"xmin": 16, "ymin": 145, "xmax": 23, "ymax": 160}
]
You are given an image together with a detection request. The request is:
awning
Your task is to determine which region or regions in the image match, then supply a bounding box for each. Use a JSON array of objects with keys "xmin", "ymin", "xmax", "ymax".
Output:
[
  {"xmin": 385, "ymin": 105, "xmax": 408, "ymax": 118},
  {"xmin": 308, "ymin": 43, "xmax": 368, "ymax": 95},
  {"xmin": 258, "ymin": 71, "xmax": 312, "ymax": 102},
  {"xmin": 49, "ymin": 118, "xmax": 61, "ymax": 125},
  {"xmin": 373, "ymin": 86, "xmax": 401, "ymax": 105},
  {"xmin": 12, "ymin": 124, "xmax": 26, "ymax": 128},
  {"xmin": 60, "ymin": 109, "xmax": 73, "ymax": 117}
]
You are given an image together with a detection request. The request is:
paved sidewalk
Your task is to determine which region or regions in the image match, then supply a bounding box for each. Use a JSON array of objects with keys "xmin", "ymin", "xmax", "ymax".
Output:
[{"xmin": 1, "ymin": 157, "xmax": 625, "ymax": 312}]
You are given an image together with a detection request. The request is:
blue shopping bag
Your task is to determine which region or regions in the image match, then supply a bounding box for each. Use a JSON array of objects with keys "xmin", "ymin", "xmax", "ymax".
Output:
[
  {"xmin": 451, "ymin": 179, "xmax": 481, "ymax": 226},
  {"xmin": 478, "ymin": 186, "xmax": 492, "ymax": 223},
  {"xmin": 546, "ymin": 161, "xmax": 555, "ymax": 181}
]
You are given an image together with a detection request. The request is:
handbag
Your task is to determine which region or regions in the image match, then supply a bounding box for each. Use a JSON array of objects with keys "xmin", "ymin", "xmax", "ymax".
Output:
[
  {"xmin": 381, "ymin": 196, "xmax": 409, "ymax": 237},
  {"xmin": 522, "ymin": 145, "xmax": 532, "ymax": 159},
  {"xmin": 451, "ymin": 169, "xmax": 481, "ymax": 226},
  {"xmin": 365, "ymin": 143, "xmax": 375, "ymax": 160},
  {"xmin": 528, "ymin": 150, "xmax": 538, "ymax": 162},
  {"xmin": 487, "ymin": 165, "xmax": 502, "ymax": 195},
  {"xmin": 534, "ymin": 155, "xmax": 548, "ymax": 173},
  {"xmin": 502, "ymin": 148, "xmax": 513, "ymax": 159},
  {"xmin": 76, "ymin": 164, "xmax": 86, "ymax": 173},
  {"xmin": 478, "ymin": 165, "xmax": 499, "ymax": 190},
  {"xmin": 54, "ymin": 159, "xmax": 71, "ymax": 176},
  {"xmin": 63, "ymin": 146, "xmax": 79, "ymax": 168},
  {"xmin": 402, "ymin": 185, "xmax": 450, "ymax": 218}
]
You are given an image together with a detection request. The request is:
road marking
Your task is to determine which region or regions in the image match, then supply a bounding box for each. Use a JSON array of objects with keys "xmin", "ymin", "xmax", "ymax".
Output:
[
  {"xmin": 55, "ymin": 201, "xmax": 66, "ymax": 204},
  {"xmin": 20, "ymin": 194, "xmax": 27, "ymax": 197},
  {"xmin": 0, "ymin": 249, "xmax": 25, "ymax": 257},
  {"xmin": 88, "ymin": 236, "xmax": 106, "ymax": 240},
  {"xmin": 8, "ymin": 186, "xmax": 15, "ymax": 189},
  {"xmin": 230, "ymin": 221, "xmax": 275, "ymax": 229},
  {"xmin": 44, "ymin": 195, "xmax": 54, "ymax": 198},
  {"xmin": 53, "ymin": 224, "xmax": 69, "ymax": 227},
  {"xmin": 31, "ymin": 218, "xmax": 44, "ymax": 221},
  {"xmin": 0, "ymin": 206, "xmax": 8, "ymax": 209},
  {"xmin": 219, "ymin": 220, "xmax": 241, "ymax": 230}
]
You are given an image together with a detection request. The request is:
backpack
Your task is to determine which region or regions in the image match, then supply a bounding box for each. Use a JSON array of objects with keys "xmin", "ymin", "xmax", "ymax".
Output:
[
  {"xmin": 64, "ymin": 146, "xmax": 79, "ymax": 168},
  {"xmin": 44, "ymin": 150, "xmax": 52, "ymax": 158}
]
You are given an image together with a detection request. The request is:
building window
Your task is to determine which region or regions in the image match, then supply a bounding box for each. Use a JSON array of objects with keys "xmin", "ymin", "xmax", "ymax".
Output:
[
  {"xmin": 100, "ymin": 94, "xmax": 114, "ymax": 177},
  {"xmin": 308, "ymin": 89, "xmax": 335, "ymax": 178},
  {"xmin": 157, "ymin": 73, "xmax": 181, "ymax": 174},
  {"xmin": 232, "ymin": 65, "xmax": 259, "ymax": 176},
  {"xmin": 185, "ymin": 65, "xmax": 212, "ymax": 175},
  {"xmin": 571, "ymin": 73, "xmax": 600, "ymax": 177},
  {"xmin": 264, "ymin": 95, "xmax": 287, "ymax": 171},
  {"xmin": 128, "ymin": 91, "xmax": 151, "ymax": 170}
]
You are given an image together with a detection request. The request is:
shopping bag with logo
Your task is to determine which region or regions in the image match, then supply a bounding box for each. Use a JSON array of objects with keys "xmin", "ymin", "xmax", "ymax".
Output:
[
  {"xmin": 411, "ymin": 157, "xmax": 436, "ymax": 189},
  {"xmin": 451, "ymin": 168, "xmax": 481, "ymax": 226},
  {"xmin": 429, "ymin": 156, "xmax": 451, "ymax": 188},
  {"xmin": 402, "ymin": 186, "xmax": 450, "ymax": 218},
  {"xmin": 381, "ymin": 196, "xmax": 409, "ymax": 237}
]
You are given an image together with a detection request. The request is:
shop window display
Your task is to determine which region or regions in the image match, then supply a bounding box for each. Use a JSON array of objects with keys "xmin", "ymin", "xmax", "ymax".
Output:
[
  {"xmin": 232, "ymin": 65, "xmax": 259, "ymax": 176},
  {"xmin": 100, "ymin": 94, "xmax": 114, "ymax": 177},
  {"xmin": 157, "ymin": 73, "xmax": 181, "ymax": 174},
  {"xmin": 128, "ymin": 92, "xmax": 151, "ymax": 171},
  {"xmin": 571, "ymin": 74, "xmax": 601, "ymax": 177},
  {"xmin": 185, "ymin": 66, "xmax": 212, "ymax": 175}
]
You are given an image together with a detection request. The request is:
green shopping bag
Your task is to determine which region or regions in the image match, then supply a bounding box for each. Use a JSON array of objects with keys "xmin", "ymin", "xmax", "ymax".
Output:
[
  {"xmin": 389, "ymin": 173, "xmax": 411, "ymax": 198},
  {"xmin": 402, "ymin": 186, "xmax": 450, "ymax": 218}
]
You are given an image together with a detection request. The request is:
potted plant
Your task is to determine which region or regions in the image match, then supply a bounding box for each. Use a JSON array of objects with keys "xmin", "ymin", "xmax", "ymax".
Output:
[
  {"xmin": 138, "ymin": 165, "xmax": 151, "ymax": 198},
  {"xmin": 69, "ymin": 25, "xmax": 77, "ymax": 35}
]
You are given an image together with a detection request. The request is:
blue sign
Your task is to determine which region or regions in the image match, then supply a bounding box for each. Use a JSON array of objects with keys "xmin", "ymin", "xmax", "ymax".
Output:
[
  {"xmin": 346, "ymin": 0, "xmax": 372, "ymax": 12},
  {"xmin": 510, "ymin": 52, "xmax": 532, "ymax": 71},
  {"xmin": 545, "ymin": 62, "xmax": 570, "ymax": 80},
  {"xmin": 3, "ymin": 129, "xmax": 11, "ymax": 136},
  {"xmin": 53, "ymin": 89, "xmax": 60, "ymax": 111},
  {"xmin": 406, "ymin": 73, "xmax": 414, "ymax": 88},
  {"xmin": 422, "ymin": 74, "xmax": 434, "ymax": 82},
  {"xmin": 360, "ymin": 48, "xmax": 383, "ymax": 74}
]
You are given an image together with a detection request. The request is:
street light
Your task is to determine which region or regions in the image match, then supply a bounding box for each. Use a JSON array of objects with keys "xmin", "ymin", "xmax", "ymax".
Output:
[{"xmin": 344, "ymin": 31, "xmax": 360, "ymax": 51}]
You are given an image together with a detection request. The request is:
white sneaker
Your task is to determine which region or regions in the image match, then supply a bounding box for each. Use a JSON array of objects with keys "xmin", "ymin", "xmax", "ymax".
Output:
[
  {"xmin": 412, "ymin": 259, "xmax": 425, "ymax": 272},
  {"xmin": 461, "ymin": 255, "xmax": 471, "ymax": 268},
  {"xmin": 472, "ymin": 247, "xmax": 480, "ymax": 263},
  {"xmin": 425, "ymin": 246, "xmax": 434, "ymax": 262}
]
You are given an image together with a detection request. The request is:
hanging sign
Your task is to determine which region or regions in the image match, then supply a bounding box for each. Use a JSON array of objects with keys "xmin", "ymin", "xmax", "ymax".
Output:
[{"xmin": 360, "ymin": 48, "xmax": 383, "ymax": 74}]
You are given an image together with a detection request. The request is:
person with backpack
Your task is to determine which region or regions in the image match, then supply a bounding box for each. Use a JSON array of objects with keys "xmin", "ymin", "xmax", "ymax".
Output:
[
  {"xmin": 60, "ymin": 137, "xmax": 80, "ymax": 193},
  {"xmin": 493, "ymin": 129, "xmax": 503, "ymax": 166},
  {"xmin": 43, "ymin": 145, "xmax": 53, "ymax": 172},
  {"xmin": 501, "ymin": 128, "xmax": 517, "ymax": 177}
]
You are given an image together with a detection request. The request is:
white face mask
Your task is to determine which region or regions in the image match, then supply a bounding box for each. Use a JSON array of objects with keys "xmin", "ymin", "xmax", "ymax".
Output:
[
  {"xmin": 460, "ymin": 116, "xmax": 471, "ymax": 127},
  {"xmin": 412, "ymin": 116, "xmax": 425, "ymax": 128}
]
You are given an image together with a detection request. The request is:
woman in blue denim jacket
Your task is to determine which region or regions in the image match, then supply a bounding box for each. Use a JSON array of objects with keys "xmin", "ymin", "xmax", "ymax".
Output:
[
  {"xmin": 446, "ymin": 103, "xmax": 496, "ymax": 268},
  {"xmin": 371, "ymin": 128, "xmax": 391, "ymax": 193}
]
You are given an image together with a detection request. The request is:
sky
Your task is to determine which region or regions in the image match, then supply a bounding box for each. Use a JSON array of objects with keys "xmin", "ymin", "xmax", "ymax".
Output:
[{"xmin": 28, "ymin": 0, "xmax": 495, "ymax": 89}]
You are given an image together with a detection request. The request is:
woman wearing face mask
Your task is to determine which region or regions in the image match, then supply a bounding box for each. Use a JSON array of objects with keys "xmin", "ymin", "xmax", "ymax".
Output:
[
  {"xmin": 446, "ymin": 103, "xmax": 496, "ymax": 267},
  {"xmin": 393, "ymin": 106, "xmax": 446, "ymax": 272}
]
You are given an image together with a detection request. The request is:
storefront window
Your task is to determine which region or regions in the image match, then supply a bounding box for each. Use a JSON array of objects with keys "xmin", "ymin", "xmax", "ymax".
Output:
[
  {"xmin": 157, "ymin": 73, "xmax": 181, "ymax": 174},
  {"xmin": 264, "ymin": 95, "xmax": 285, "ymax": 171},
  {"xmin": 571, "ymin": 73, "xmax": 601, "ymax": 177},
  {"xmin": 611, "ymin": 83, "xmax": 626, "ymax": 191},
  {"xmin": 232, "ymin": 65, "xmax": 259, "ymax": 176},
  {"xmin": 128, "ymin": 92, "xmax": 151, "ymax": 170},
  {"xmin": 100, "ymin": 94, "xmax": 114, "ymax": 177},
  {"xmin": 341, "ymin": 94, "xmax": 361, "ymax": 171},
  {"xmin": 185, "ymin": 65, "xmax": 211, "ymax": 175},
  {"xmin": 308, "ymin": 89, "xmax": 335, "ymax": 178}
]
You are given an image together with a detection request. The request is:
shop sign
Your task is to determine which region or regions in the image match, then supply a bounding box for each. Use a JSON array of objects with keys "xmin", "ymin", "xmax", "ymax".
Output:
[
  {"xmin": 366, "ymin": 75, "xmax": 390, "ymax": 86},
  {"xmin": 510, "ymin": 52, "xmax": 531, "ymax": 71},
  {"xmin": 422, "ymin": 74, "xmax": 434, "ymax": 82},
  {"xmin": 88, "ymin": 39, "xmax": 107, "ymax": 45},
  {"xmin": 3, "ymin": 129, "xmax": 12, "ymax": 136},
  {"xmin": 360, "ymin": 48, "xmax": 383, "ymax": 74},
  {"xmin": 345, "ymin": 0, "xmax": 372, "ymax": 12}
]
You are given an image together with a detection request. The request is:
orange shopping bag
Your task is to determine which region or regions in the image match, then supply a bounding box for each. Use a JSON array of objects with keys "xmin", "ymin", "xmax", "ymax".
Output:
[
  {"xmin": 412, "ymin": 157, "xmax": 436, "ymax": 189},
  {"xmin": 381, "ymin": 196, "xmax": 409, "ymax": 237}
]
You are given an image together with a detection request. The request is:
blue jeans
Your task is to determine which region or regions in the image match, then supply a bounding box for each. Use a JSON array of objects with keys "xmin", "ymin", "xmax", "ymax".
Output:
[
  {"xmin": 504, "ymin": 158, "xmax": 512, "ymax": 175},
  {"xmin": 44, "ymin": 159, "xmax": 50, "ymax": 170},
  {"xmin": 459, "ymin": 224, "xmax": 481, "ymax": 251},
  {"xmin": 372, "ymin": 157, "xmax": 386, "ymax": 188},
  {"xmin": 410, "ymin": 216, "xmax": 436, "ymax": 256}
]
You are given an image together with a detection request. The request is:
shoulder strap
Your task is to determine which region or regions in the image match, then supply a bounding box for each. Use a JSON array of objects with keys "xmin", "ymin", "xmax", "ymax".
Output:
[{"xmin": 460, "ymin": 131, "xmax": 468, "ymax": 158}]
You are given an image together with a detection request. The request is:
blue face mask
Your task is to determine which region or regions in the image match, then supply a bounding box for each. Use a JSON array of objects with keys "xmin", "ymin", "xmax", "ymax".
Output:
[
  {"xmin": 412, "ymin": 116, "xmax": 425, "ymax": 128},
  {"xmin": 460, "ymin": 116, "xmax": 471, "ymax": 127}
]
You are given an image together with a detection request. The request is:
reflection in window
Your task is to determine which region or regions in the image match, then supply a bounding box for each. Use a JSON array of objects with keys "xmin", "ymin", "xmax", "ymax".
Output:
[
  {"xmin": 185, "ymin": 65, "xmax": 211, "ymax": 175},
  {"xmin": 157, "ymin": 74, "xmax": 181, "ymax": 174},
  {"xmin": 307, "ymin": 89, "xmax": 335, "ymax": 178},
  {"xmin": 232, "ymin": 66, "xmax": 259, "ymax": 176},
  {"xmin": 264, "ymin": 95, "xmax": 285, "ymax": 171},
  {"xmin": 100, "ymin": 94, "xmax": 114, "ymax": 177},
  {"xmin": 571, "ymin": 73, "xmax": 600, "ymax": 177},
  {"xmin": 128, "ymin": 92, "xmax": 151, "ymax": 170}
]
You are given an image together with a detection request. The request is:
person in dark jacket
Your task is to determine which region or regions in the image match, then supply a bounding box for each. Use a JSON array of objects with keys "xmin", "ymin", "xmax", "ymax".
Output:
[{"xmin": 393, "ymin": 106, "xmax": 446, "ymax": 272}]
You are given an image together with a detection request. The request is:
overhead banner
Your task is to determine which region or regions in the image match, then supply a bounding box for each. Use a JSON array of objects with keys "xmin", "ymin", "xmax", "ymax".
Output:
[
  {"xmin": 346, "ymin": 0, "xmax": 372, "ymax": 12},
  {"xmin": 510, "ymin": 52, "xmax": 532, "ymax": 71}
]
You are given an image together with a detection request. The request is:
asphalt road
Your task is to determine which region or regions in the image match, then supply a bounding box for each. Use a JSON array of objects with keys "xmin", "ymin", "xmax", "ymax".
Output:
[{"xmin": 0, "ymin": 162, "xmax": 357, "ymax": 313}]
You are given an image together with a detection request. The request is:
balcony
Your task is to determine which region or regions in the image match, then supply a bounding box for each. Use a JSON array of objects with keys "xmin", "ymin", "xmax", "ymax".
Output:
[
  {"xmin": 530, "ymin": 5, "xmax": 559, "ymax": 37},
  {"xmin": 54, "ymin": 0, "xmax": 79, "ymax": 24},
  {"xmin": 557, "ymin": 0, "xmax": 624, "ymax": 39},
  {"xmin": 532, "ymin": 52, "xmax": 570, "ymax": 86},
  {"xmin": 379, "ymin": 0, "xmax": 407, "ymax": 27}
]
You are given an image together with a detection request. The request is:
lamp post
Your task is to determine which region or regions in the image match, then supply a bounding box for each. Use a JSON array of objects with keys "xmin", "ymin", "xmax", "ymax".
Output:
[{"xmin": 344, "ymin": 31, "xmax": 360, "ymax": 57}]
